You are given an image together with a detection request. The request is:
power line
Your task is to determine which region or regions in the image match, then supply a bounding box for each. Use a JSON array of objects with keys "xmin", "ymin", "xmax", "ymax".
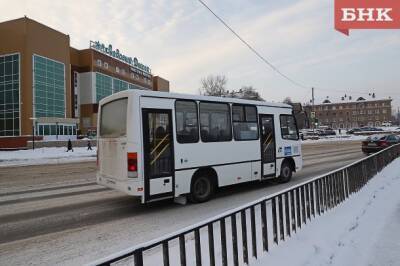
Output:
[
  {"xmin": 197, "ymin": 0, "xmax": 400, "ymax": 101},
  {"xmin": 196, "ymin": 0, "xmax": 310, "ymax": 90}
]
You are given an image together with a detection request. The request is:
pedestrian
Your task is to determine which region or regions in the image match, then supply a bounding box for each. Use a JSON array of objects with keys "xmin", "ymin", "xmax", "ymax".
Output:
[
  {"xmin": 339, "ymin": 128, "xmax": 341, "ymax": 135},
  {"xmin": 67, "ymin": 139, "xmax": 74, "ymax": 152},
  {"xmin": 87, "ymin": 139, "xmax": 92, "ymax": 150}
]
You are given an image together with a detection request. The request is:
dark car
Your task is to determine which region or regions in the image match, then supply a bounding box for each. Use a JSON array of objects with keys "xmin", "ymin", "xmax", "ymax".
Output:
[
  {"xmin": 360, "ymin": 127, "xmax": 383, "ymax": 132},
  {"xmin": 323, "ymin": 127, "xmax": 336, "ymax": 136},
  {"xmin": 347, "ymin": 128, "xmax": 361, "ymax": 134},
  {"xmin": 361, "ymin": 134, "xmax": 400, "ymax": 154}
]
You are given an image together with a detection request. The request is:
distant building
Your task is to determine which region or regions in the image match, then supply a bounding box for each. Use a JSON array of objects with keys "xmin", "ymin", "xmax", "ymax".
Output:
[
  {"xmin": 304, "ymin": 96, "xmax": 392, "ymax": 129},
  {"xmin": 0, "ymin": 17, "xmax": 169, "ymax": 147}
]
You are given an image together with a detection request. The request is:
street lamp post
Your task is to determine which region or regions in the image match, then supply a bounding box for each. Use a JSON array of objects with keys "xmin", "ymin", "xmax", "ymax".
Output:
[{"xmin": 29, "ymin": 117, "xmax": 37, "ymax": 150}]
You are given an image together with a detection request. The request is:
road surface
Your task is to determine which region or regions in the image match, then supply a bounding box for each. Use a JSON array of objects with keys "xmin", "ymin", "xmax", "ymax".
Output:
[{"xmin": 0, "ymin": 141, "xmax": 364, "ymax": 265}]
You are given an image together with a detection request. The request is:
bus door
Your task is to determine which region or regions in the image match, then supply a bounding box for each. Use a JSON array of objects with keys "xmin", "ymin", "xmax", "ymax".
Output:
[
  {"xmin": 142, "ymin": 109, "xmax": 174, "ymax": 202},
  {"xmin": 260, "ymin": 114, "xmax": 276, "ymax": 177}
]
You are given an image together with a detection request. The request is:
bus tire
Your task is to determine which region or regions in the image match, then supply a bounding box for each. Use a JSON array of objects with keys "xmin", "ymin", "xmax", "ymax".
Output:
[
  {"xmin": 278, "ymin": 160, "xmax": 293, "ymax": 183},
  {"xmin": 189, "ymin": 175, "xmax": 215, "ymax": 203}
]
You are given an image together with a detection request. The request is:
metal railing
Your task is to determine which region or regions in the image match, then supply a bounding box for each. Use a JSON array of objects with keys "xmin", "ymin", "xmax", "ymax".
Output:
[{"xmin": 92, "ymin": 144, "xmax": 400, "ymax": 266}]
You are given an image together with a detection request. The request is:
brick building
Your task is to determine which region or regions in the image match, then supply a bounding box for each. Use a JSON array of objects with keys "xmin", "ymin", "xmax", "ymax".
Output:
[{"xmin": 304, "ymin": 96, "xmax": 392, "ymax": 129}]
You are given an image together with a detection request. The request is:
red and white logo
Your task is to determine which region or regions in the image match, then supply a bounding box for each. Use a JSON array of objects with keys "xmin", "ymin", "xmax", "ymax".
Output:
[{"xmin": 335, "ymin": 0, "xmax": 400, "ymax": 35}]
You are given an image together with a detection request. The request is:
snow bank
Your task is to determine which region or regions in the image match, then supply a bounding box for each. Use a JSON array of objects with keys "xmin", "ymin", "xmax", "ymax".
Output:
[
  {"xmin": 254, "ymin": 157, "xmax": 400, "ymax": 266},
  {"xmin": 0, "ymin": 147, "xmax": 96, "ymax": 167},
  {"xmin": 301, "ymin": 134, "xmax": 366, "ymax": 144}
]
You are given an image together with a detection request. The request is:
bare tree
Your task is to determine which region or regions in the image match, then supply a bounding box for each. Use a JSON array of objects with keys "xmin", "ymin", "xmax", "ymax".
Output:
[
  {"xmin": 283, "ymin": 97, "xmax": 292, "ymax": 104},
  {"xmin": 229, "ymin": 86, "xmax": 264, "ymax": 101},
  {"xmin": 199, "ymin": 75, "xmax": 228, "ymax": 96},
  {"xmin": 239, "ymin": 86, "xmax": 264, "ymax": 101}
]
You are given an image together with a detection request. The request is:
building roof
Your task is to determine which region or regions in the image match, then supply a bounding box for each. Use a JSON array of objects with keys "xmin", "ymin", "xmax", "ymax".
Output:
[{"xmin": 312, "ymin": 96, "xmax": 392, "ymax": 106}]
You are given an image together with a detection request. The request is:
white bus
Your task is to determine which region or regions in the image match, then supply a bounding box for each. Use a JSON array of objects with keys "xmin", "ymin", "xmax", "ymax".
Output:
[{"xmin": 97, "ymin": 90, "xmax": 302, "ymax": 203}]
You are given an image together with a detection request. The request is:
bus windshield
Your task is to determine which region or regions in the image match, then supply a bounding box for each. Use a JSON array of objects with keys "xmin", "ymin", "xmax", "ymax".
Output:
[{"xmin": 100, "ymin": 98, "xmax": 128, "ymax": 138}]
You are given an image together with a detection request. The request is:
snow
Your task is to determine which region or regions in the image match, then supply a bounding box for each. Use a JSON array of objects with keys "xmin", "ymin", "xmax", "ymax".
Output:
[
  {"xmin": 91, "ymin": 156, "xmax": 400, "ymax": 266},
  {"xmin": 301, "ymin": 134, "xmax": 366, "ymax": 143},
  {"xmin": 0, "ymin": 147, "xmax": 96, "ymax": 167},
  {"xmin": 253, "ymin": 157, "xmax": 400, "ymax": 266}
]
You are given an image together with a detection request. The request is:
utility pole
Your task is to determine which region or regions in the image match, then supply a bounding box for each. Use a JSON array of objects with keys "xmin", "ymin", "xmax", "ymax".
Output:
[
  {"xmin": 397, "ymin": 107, "xmax": 400, "ymax": 125},
  {"xmin": 312, "ymin": 87, "xmax": 315, "ymax": 130}
]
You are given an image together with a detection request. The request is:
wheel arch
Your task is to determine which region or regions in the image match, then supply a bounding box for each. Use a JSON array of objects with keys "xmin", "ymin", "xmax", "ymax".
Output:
[
  {"xmin": 191, "ymin": 167, "xmax": 219, "ymax": 189},
  {"xmin": 281, "ymin": 157, "xmax": 296, "ymax": 172}
]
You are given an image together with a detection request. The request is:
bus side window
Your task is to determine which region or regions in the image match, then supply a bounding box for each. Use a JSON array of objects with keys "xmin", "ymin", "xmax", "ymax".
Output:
[
  {"xmin": 175, "ymin": 100, "xmax": 199, "ymax": 143},
  {"xmin": 199, "ymin": 102, "xmax": 232, "ymax": 142},
  {"xmin": 232, "ymin": 104, "xmax": 258, "ymax": 141},
  {"xmin": 280, "ymin": 114, "xmax": 299, "ymax": 140}
]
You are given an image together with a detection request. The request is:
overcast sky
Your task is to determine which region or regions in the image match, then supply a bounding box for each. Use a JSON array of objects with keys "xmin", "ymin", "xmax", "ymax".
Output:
[{"xmin": 2, "ymin": 0, "xmax": 400, "ymax": 111}]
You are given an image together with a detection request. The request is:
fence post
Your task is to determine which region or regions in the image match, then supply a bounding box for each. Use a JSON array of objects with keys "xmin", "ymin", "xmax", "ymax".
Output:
[
  {"xmin": 220, "ymin": 219, "xmax": 227, "ymax": 266},
  {"xmin": 163, "ymin": 241, "xmax": 170, "ymax": 266},
  {"xmin": 305, "ymin": 184, "xmax": 311, "ymax": 220},
  {"xmin": 272, "ymin": 197, "xmax": 278, "ymax": 244},
  {"xmin": 231, "ymin": 214, "xmax": 239, "ymax": 266},
  {"xmin": 134, "ymin": 249, "xmax": 144, "ymax": 266},
  {"xmin": 194, "ymin": 229, "xmax": 202, "ymax": 266},
  {"xmin": 240, "ymin": 210, "xmax": 248, "ymax": 265},
  {"xmin": 207, "ymin": 224, "xmax": 215, "ymax": 266},
  {"xmin": 250, "ymin": 206, "xmax": 257, "ymax": 258},
  {"xmin": 315, "ymin": 180, "xmax": 321, "ymax": 215},
  {"xmin": 301, "ymin": 186, "xmax": 306, "ymax": 224},
  {"xmin": 278, "ymin": 195, "xmax": 285, "ymax": 241},
  {"xmin": 290, "ymin": 190, "xmax": 296, "ymax": 232},
  {"xmin": 261, "ymin": 201, "xmax": 269, "ymax": 252},
  {"xmin": 296, "ymin": 188, "xmax": 301, "ymax": 228},
  {"xmin": 284, "ymin": 192, "xmax": 291, "ymax": 237},
  {"xmin": 179, "ymin": 235, "xmax": 187, "ymax": 266},
  {"xmin": 310, "ymin": 182, "xmax": 315, "ymax": 217}
]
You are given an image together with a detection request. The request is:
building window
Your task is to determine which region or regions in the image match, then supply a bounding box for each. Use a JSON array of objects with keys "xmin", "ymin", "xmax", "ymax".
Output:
[
  {"xmin": 382, "ymin": 109, "xmax": 387, "ymax": 114},
  {"xmin": 232, "ymin": 104, "xmax": 258, "ymax": 141},
  {"xmin": 95, "ymin": 72, "xmax": 112, "ymax": 102},
  {"xmin": 104, "ymin": 62, "xmax": 108, "ymax": 69},
  {"xmin": 0, "ymin": 53, "xmax": 20, "ymax": 136},
  {"xmin": 33, "ymin": 55, "xmax": 65, "ymax": 118},
  {"xmin": 200, "ymin": 102, "xmax": 232, "ymax": 142},
  {"xmin": 280, "ymin": 114, "xmax": 299, "ymax": 140},
  {"xmin": 121, "ymin": 69, "xmax": 126, "ymax": 75},
  {"xmin": 113, "ymin": 78, "xmax": 128, "ymax": 93},
  {"xmin": 116, "ymin": 66, "xmax": 120, "ymax": 73},
  {"xmin": 175, "ymin": 100, "xmax": 199, "ymax": 143},
  {"xmin": 128, "ymin": 83, "xmax": 147, "ymax": 90},
  {"xmin": 96, "ymin": 59, "xmax": 102, "ymax": 67},
  {"xmin": 375, "ymin": 110, "xmax": 380, "ymax": 114}
]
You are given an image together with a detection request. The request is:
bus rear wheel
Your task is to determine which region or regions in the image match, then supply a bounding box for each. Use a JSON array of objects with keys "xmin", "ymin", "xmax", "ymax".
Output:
[
  {"xmin": 189, "ymin": 175, "xmax": 215, "ymax": 203},
  {"xmin": 278, "ymin": 161, "xmax": 292, "ymax": 183}
]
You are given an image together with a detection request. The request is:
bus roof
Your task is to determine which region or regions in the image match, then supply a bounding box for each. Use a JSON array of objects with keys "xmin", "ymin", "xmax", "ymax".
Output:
[{"xmin": 100, "ymin": 89, "xmax": 292, "ymax": 109}]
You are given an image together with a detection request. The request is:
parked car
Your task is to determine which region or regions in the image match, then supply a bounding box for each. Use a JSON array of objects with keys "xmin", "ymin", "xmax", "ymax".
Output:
[
  {"xmin": 301, "ymin": 131, "xmax": 320, "ymax": 140},
  {"xmin": 323, "ymin": 127, "xmax": 336, "ymax": 136},
  {"xmin": 347, "ymin": 128, "xmax": 361, "ymax": 134},
  {"xmin": 360, "ymin": 127, "xmax": 383, "ymax": 132},
  {"xmin": 361, "ymin": 134, "xmax": 400, "ymax": 154}
]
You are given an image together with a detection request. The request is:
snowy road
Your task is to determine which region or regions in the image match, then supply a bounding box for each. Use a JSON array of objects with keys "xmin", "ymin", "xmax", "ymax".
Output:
[{"xmin": 0, "ymin": 141, "xmax": 365, "ymax": 265}]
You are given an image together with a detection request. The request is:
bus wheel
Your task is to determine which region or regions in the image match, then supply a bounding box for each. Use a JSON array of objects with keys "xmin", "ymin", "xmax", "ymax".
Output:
[
  {"xmin": 189, "ymin": 175, "xmax": 214, "ymax": 203},
  {"xmin": 278, "ymin": 161, "xmax": 292, "ymax": 183}
]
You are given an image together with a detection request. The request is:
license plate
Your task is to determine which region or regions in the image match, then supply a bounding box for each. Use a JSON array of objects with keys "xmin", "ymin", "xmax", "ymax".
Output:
[{"xmin": 368, "ymin": 143, "xmax": 376, "ymax": 147}]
